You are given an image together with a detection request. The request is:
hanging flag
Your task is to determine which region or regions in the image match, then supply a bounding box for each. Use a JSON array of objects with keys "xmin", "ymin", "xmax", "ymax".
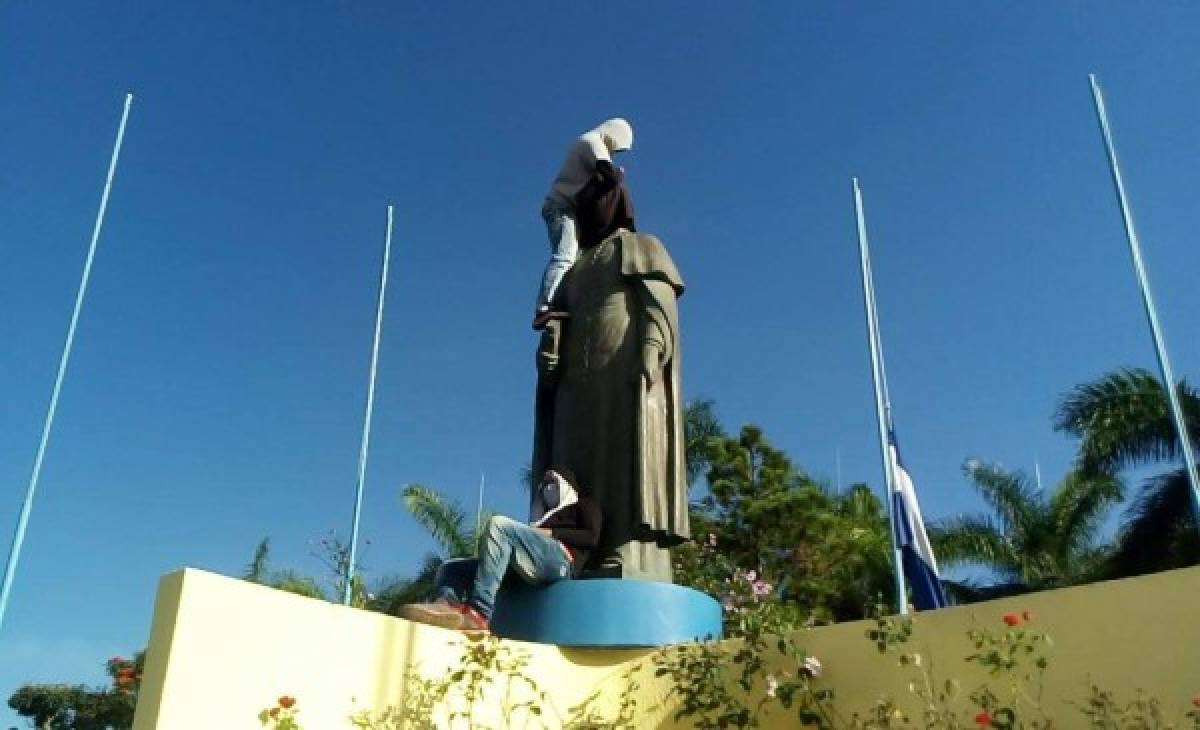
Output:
[{"xmin": 888, "ymin": 431, "xmax": 947, "ymax": 610}]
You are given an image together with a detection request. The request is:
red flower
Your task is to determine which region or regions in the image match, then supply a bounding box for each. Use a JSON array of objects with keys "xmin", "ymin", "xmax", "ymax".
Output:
[
  {"xmin": 1002, "ymin": 612, "xmax": 1021, "ymax": 626},
  {"xmin": 1022, "ymin": 610, "xmax": 1033, "ymax": 621},
  {"xmin": 975, "ymin": 710, "xmax": 992, "ymax": 727},
  {"xmin": 278, "ymin": 696, "xmax": 296, "ymax": 709}
]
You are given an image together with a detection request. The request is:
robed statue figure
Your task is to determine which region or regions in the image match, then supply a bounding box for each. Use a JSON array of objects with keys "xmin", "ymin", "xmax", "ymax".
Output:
[{"xmin": 532, "ymin": 168, "xmax": 689, "ymax": 581}]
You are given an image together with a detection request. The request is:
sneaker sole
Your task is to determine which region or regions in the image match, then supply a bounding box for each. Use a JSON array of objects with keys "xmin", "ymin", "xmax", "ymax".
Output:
[{"xmin": 399, "ymin": 605, "xmax": 465, "ymax": 630}]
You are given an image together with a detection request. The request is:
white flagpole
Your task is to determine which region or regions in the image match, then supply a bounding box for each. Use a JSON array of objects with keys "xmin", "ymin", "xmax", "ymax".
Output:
[
  {"xmin": 1088, "ymin": 75, "xmax": 1200, "ymax": 521},
  {"xmin": 343, "ymin": 205, "xmax": 394, "ymax": 605},
  {"xmin": 0, "ymin": 93, "xmax": 134, "ymax": 631},
  {"xmin": 475, "ymin": 473, "xmax": 486, "ymax": 536},
  {"xmin": 853, "ymin": 178, "xmax": 909, "ymax": 615},
  {"xmin": 864, "ymin": 243, "xmax": 896, "ymax": 431}
]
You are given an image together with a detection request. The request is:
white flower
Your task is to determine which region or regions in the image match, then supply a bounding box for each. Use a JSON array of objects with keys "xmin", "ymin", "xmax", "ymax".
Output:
[
  {"xmin": 765, "ymin": 674, "xmax": 779, "ymax": 698},
  {"xmin": 801, "ymin": 656, "xmax": 823, "ymax": 678}
]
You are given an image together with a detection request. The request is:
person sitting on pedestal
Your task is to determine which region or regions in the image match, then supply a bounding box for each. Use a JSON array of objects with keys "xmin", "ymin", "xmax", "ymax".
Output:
[
  {"xmin": 533, "ymin": 118, "xmax": 634, "ymax": 330},
  {"xmin": 399, "ymin": 468, "xmax": 602, "ymax": 634}
]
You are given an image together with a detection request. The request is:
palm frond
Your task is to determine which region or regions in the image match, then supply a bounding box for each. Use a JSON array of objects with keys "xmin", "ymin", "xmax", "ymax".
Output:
[
  {"xmin": 1047, "ymin": 471, "xmax": 1122, "ymax": 558},
  {"xmin": 941, "ymin": 578, "xmax": 1031, "ymax": 604},
  {"xmin": 401, "ymin": 483, "xmax": 474, "ymax": 557},
  {"xmin": 243, "ymin": 537, "xmax": 271, "ymax": 583},
  {"xmin": 929, "ymin": 514, "xmax": 1020, "ymax": 576},
  {"xmin": 368, "ymin": 555, "xmax": 445, "ymax": 614},
  {"xmin": 269, "ymin": 570, "xmax": 327, "ymax": 600},
  {"xmin": 1109, "ymin": 469, "xmax": 1200, "ymax": 578},
  {"xmin": 962, "ymin": 460, "xmax": 1038, "ymax": 535},
  {"xmin": 1054, "ymin": 368, "xmax": 1196, "ymax": 473},
  {"xmin": 471, "ymin": 509, "xmax": 498, "ymax": 548},
  {"xmin": 519, "ymin": 464, "xmax": 537, "ymax": 494}
]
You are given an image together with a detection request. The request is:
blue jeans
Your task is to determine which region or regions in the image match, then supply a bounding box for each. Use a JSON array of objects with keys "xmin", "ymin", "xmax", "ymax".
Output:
[
  {"xmin": 433, "ymin": 515, "xmax": 571, "ymax": 620},
  {"xmin": 535, "ymin": 202, "xmax": 579, "ymax": 311}
]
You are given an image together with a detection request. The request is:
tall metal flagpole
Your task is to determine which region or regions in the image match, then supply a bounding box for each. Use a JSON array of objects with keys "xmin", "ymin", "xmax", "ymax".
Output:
[
  {"xmin": 1088, "ymin": 75, "xmax": 1200, "ymax": 521},
  {"xmin": 0, "ymin": 93, "xmax": 134, "ymax": 631},
  {"xmin": 343, "ymin": 205, "xmax": 394, "ymax": 605},
  {"xmin": 864, "ymin": 244, "xmax": 895, "ymax": 431},
  {"xmin": 853, "ymin": 178, "xmax": 909, "ymax": 614}
]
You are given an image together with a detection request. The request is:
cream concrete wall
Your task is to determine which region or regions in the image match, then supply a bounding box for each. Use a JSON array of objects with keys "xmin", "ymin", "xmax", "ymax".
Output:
[{"xmin": 133, "ymin": 566, "xmax": 1200, "ymax": 729}]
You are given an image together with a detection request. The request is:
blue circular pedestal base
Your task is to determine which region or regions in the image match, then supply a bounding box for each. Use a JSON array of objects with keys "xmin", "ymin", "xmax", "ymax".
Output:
[{"xmin": 490, "ymin": 578, "xmax": 723, "ymax": 648}]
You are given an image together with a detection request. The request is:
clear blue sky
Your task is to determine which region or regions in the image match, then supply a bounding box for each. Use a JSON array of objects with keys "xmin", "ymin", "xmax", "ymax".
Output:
[{"xmin": 3, "ymin": 1, "xmax": 1200, "ymax": 717}]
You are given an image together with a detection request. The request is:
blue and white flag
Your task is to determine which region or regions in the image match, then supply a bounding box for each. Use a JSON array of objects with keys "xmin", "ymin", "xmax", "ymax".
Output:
[{"xmin": 888, "ymin": 431, "xmax": 948, "ymax": 610}]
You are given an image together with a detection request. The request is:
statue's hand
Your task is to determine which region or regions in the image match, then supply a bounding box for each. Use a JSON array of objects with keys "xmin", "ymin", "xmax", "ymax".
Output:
[
  {"xmin": 639, "ymin": 344, "xmax": 660, "ymax": 386},
  {"xmin": 537, "ymin": 321, "xmax": 562, "ymax": 382}
]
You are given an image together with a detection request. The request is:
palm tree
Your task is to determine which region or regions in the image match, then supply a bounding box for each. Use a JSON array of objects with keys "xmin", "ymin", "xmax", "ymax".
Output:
[
  {"xmin": 368, "ymin": 484, "xmax": 495, "ymax": 614},
  {"xmin": 240, "ymin": 538, "xmax": 328, "ymax": 600},
  {"xmin": 402, "ymin": 483, "xmax": 482, "ymax": 558},
  {"xmin": 930, "ymin": 460, "xmax": 1121, "ymax": 599},
  {"xmin": 1055, "ymin": 368, "xmax": 1200, "ymax": 577}
]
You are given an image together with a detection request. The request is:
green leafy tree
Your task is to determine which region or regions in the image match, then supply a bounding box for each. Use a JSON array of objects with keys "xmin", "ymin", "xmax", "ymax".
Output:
[
  {"xmin": 686, "ymin": 424, "xmax": 894, "ymax": 622},
  {"xmin": 8, "ymin": 654, "xmax": 143, "ymax": 730},
  {"xmin": 1055, "ymin": 368, "xmax": 1200, "ymax": 577},
  {"xmin": 684, "ymin": 398, "xmax": 725, "ymax": 489},
  {"xmin": 930, "ymin": 460, "xmax": 1121, "ymax": 598}
]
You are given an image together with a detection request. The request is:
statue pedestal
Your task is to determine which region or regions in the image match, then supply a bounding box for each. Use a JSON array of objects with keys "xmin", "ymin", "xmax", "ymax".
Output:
[{"xmin": 490, "ymin": 579, "xmax": 722, "ymax": 647}]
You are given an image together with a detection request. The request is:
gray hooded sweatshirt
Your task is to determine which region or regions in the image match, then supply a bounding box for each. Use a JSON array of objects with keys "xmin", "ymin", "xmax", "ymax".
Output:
[{"xmin": 544, "ymin": 118, "xmax": 633, "ymax": 212}]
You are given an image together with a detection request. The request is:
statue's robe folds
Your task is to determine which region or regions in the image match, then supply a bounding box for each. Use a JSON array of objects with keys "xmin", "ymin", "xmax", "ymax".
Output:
[{"xmin": 532, "ymin": 229, "xmax": 689, "ymax": 582}]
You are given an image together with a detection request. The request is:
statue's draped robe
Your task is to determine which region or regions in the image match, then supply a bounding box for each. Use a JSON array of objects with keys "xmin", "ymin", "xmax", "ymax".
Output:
[{"xmin": 533, "ymin": 229, "xmax": 688, "ymax": 581}]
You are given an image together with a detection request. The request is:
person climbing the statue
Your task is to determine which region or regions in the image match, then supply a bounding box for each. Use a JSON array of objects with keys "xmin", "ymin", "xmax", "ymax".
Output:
[
  {"xmin": 532, "ymin": 118, "xmax": 634, "ymax": 330},
  {"xmin": 399, "ymin": 468, "xmax": 602, "ymax": 634}
]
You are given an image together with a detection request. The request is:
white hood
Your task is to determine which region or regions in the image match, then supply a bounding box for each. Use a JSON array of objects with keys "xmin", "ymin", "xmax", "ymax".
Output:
[
  {"xmin": 594, "ymin": 118, "xmax": 633, "ymax": 154},
  {"xmin": 530, "ymin": 470, "xmax": 580, "ymax": 526}
]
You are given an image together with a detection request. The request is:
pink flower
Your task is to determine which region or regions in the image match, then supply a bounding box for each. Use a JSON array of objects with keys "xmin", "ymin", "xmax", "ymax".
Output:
[
  {"xmin": 752, "ymin": 580, "xmax": 772, "ymax": 597},
  {"xmin": 745, "ymin": 570, "xmax": 758, "ymax": 582}
]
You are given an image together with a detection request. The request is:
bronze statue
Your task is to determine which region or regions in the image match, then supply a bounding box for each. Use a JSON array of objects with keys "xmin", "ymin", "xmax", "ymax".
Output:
[{"xmin": 532, "ymin": 170, "xmax": 688, "ymax": 581}]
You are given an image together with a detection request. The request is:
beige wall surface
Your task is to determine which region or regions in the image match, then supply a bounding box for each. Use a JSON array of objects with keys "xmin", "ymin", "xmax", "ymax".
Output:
[{"xmin": 132, "ymin": 566, "xmax": 1200, "ymax": 729}]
